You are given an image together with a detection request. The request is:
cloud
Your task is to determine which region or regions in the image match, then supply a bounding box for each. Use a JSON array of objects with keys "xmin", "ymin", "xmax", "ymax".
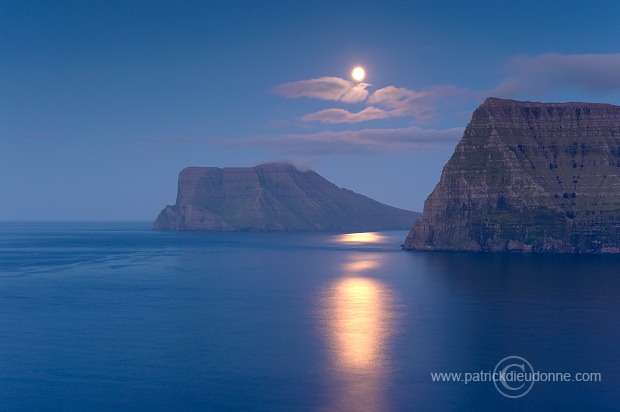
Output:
[
  {"xmin": 300, "ymin": 107, "xmax": 391, "ymax": 123},
  {"xmin": 372, "ymin": 85, "xmax": 476, "ymax": 108},
  {"xmin": 340, "ymin": 82, "xmax": 372, "ymax": 103},
  {"xmin": 216, "ymin": 126, "xmax": 464, "ymax": 156},
  {"xmin": 273, "ymin": 76, "xmax": 370, "ymax": 103},
  {"xmin": 253, "ymin": 158, "xmax": 316, "ymax": 172},
  {"xmin": 368, "ymin": 86, "xmax": 438, "ymax": 123},
  {"xmin": 275, "ymin": 75, "xmax": 478, "ymax": 125},
  {"xmin": 490, "ymin": 53, "xmax": 620, "ymax": 97},
  {"xmin": 324, "ymin": 85, "xmax": 473, "ymax": 125},
  {"xmin": 273, "ymin": 53, "xmax": 620, "ymax": 129},
  {"xmin": 368, "ymin": 86, "xmax": 429, "ymax": 106}
]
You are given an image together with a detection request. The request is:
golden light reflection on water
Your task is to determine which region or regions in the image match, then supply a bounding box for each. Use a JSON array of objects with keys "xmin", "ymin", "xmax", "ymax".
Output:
[
  {"xmin": 332, "ymin": 232, "xmax": 388, "ymax": 244},
  {"xmin": 327, "ymin": 277, "xmax": 390, "ymax": 371},
  {"xmin": 342, "ymin": 259, "xmax": 380, "ymax": 273},
  {"xmin": 319, "ymin": 254, "xmax": 398, "ymax": 411}
]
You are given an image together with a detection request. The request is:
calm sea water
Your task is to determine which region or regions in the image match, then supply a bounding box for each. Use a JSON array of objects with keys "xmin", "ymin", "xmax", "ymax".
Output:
[{"xmin": 1, "ymin": 222, "xmax": 619, "ymax": 411}]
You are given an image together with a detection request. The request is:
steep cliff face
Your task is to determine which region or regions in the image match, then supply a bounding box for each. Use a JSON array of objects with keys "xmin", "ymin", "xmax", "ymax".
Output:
[
  {"xmin": 154, "ymin": 163, "xmax": 420, "ymax": 231},
  {"xmin": 404, "ymin": 97, "xmax": 620, "ymax": 253}
]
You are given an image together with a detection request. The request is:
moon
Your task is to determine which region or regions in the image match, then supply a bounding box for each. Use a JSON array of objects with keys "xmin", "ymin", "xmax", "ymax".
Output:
[{"xmin": 351, "ymin": 67, "xmax": 365, "ymax": 82}]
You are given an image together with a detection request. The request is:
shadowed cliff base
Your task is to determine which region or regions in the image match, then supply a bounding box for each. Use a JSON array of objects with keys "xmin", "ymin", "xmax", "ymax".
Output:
[
  {"xmin": 405, "ymin": 97, "xmax": 620, "ymax": 254},
  {"xmin": 154, "ymin": 163, "xmax": 420, "ymax": 232}
]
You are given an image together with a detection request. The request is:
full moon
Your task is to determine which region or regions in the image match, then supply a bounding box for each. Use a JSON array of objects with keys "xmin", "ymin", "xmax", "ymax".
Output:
[{"xmin": 351, "ymin": 66, "xmax": 365, "ymax": 82}]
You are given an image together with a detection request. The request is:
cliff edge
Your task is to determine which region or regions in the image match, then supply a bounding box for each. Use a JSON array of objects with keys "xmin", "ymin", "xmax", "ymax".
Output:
[
  {"xmin": 404, "ymin": 97, "xmax": 620, "ymax": 253},
  {"xmin": 154, "ymin": 163, "xmax": 420, "ymax": 231}
]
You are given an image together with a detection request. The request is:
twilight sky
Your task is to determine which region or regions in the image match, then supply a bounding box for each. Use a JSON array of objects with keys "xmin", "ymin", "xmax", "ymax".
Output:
[{"xmin": 2, "ymin": 0, "xmax": 620, "ymax": 220}]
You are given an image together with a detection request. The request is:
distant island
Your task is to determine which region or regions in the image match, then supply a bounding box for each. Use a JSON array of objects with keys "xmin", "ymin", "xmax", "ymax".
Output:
[
  {"xmin": 153, "ymin": 163, "xmax": 421, "ymax": 231},
  {"xmin": 405, "ymin": 97, "xmax": 620, "ymax": 253}
]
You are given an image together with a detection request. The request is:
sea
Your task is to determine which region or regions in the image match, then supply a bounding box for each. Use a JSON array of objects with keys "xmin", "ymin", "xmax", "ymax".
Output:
[{"xmin": 1, "ymin": 222, "xmax": 619, "ymax": 411}]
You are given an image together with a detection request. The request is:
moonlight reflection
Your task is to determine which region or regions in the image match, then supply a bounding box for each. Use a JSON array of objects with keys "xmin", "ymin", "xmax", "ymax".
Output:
[
  {"xmin": 332, "ymin": 232, "xmax": 388, "ymax": 244},
  {"xmin": 319, "ymin": 253, "xmax": 398, "ymax": 411}
]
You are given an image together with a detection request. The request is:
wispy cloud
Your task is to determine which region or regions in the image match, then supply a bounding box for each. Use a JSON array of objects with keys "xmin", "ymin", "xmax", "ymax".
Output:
[
  {"xmin": 216, "ymin": 126, "xmax": 464, "ymax": 156},
  {"xmin": 300, "ymin": 107, "xmax": 391, "ymax": 123},
  {"xmin": 368, "ymin": 86, "xmax": 429, "ymax": 106},
  {"xmin": 368, "ymin": 86, "xmax": 437, "ymax": 124},
  {"xmin": 261, "ymin": 52, "xmax": 620, "ymax": 156},
  {"xmin": 274, "ymin": 76, "xmax": 370, "ymax": 103},
  {"xmin": 490, "ymin": 53, "xmax": 620, "ymax": 97},
  {"xmin": 253, "ymin": 158, "xmax": 316, "ymax": 172},
  {"xmin": 275, "ymin": 75, "xmax": 476, "ymax": 124}
]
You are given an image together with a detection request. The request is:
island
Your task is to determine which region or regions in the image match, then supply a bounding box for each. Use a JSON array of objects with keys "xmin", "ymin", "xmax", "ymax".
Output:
[{"xmin": 154, "ymin": 163, "xmax": 421, "ymax": 231}]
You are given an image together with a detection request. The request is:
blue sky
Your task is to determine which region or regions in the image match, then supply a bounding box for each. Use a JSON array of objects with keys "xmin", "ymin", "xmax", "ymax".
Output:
[{"xmin": 2, "ymin": 0, "xmax": 620, "ymax": 220}]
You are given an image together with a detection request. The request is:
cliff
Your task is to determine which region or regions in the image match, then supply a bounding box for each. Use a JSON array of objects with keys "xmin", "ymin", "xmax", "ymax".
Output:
[
  {"xmin": 154, "ymin": 163, "xmax": 420, "ymax": 231},
  {"xmin": 404, "ymin": 97, "xmax": 620, "ymax": 253}
]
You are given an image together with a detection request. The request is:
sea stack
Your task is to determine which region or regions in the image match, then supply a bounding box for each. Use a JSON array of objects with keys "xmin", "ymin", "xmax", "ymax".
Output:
[
  {"xmin": 154, "ymin": 163, "xmax": 420, "ymax": 231},
  {"xmin": 404, "ymin": 97, "xmax": 620, "ymax": 253}
]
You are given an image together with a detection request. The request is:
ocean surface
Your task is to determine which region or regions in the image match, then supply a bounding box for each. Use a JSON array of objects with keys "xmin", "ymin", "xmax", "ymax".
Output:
[{"xmin": 1, "ymin": 222, "xmax": 619, "ymax": 411}]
